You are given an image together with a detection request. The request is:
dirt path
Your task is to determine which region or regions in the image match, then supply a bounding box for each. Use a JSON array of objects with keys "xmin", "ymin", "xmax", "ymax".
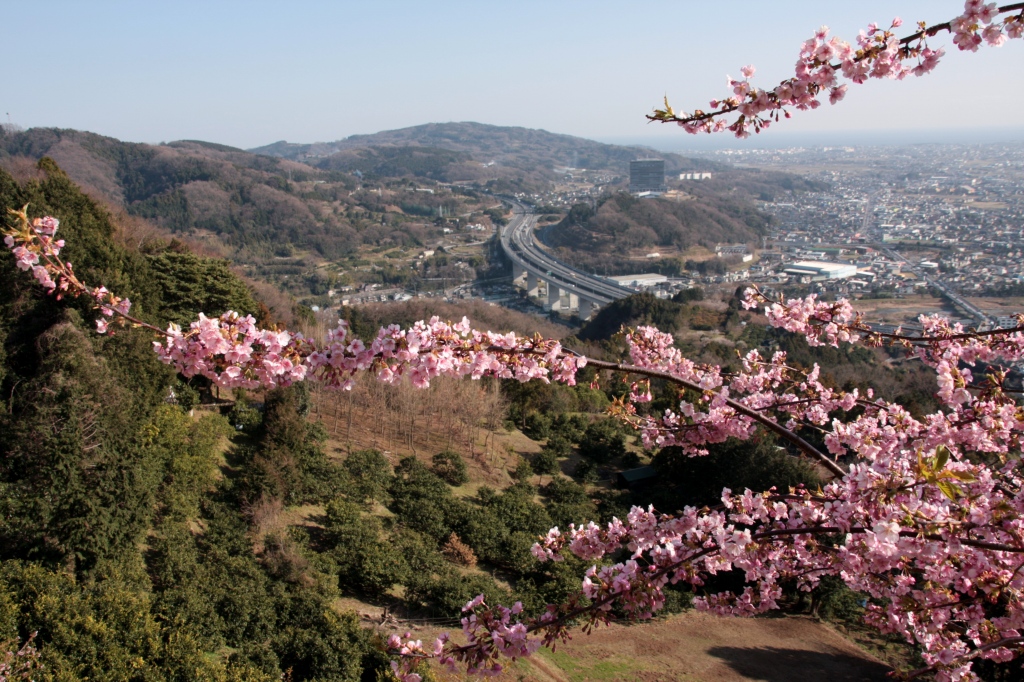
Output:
[
  {"xmin": 519, "ymin": 612, "xmax": 892, "ymax": 681},
  {"xmin": 424, "ymin": 611, "xmax": 892, "ymax": 682}
]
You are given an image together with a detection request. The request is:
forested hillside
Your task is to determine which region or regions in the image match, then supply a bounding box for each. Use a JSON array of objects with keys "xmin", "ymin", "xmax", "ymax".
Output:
[
  {"xmin": 548, "ymin": 192, "xmax": 768, "ymax": 259},
  {"xmin": 0, "ymin": 127, "xmax": 496, "ymax": 265},
  {"xmin": 0, "ymin": 159, "xmax": 411, "ymax": 679}
]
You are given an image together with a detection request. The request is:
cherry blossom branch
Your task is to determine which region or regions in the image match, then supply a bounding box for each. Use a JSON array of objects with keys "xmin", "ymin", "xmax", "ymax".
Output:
[
  {"xmin": 1, "ymin": 206, "xmax": 845, "ymax": 476},
  {"xmin": 584, "ymin": 357, "xmax": 846, "ymax": 477},
  {"xmin": 649, "ymin": 1, "xmax": 1024, "ymax": 137},
  {"xmin": 904, "ymin": 636, "xmax": 1024, "ymax": 680},
  {"xmin": 390, "ymin": 483, "xmax": 1024, "ymax": 680},
  {"xmin": 0, "ymin": 633, "xmax": 42, "ymax": 681},
  {"xmin": 4, "ymin": 205, "xmax": 146, "ymax": 335}
]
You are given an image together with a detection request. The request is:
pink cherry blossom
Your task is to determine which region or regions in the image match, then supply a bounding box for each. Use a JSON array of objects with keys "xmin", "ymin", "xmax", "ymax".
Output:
[{"xmin": 650, "ymin": 2, "xmax": 1024, "ymax": 137}]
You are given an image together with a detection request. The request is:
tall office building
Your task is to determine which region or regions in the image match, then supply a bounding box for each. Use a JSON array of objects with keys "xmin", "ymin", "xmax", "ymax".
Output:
[{"xmin": 629, "ymin": 159, "xmax": 666, "ymax": 194}]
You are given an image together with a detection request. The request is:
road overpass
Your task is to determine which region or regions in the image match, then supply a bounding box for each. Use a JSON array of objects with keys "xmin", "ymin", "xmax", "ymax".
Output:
[
  {"xmin": 498, "ymin": 200, "xmax": 634, "ymax": 319},
  {"xmin": 878, "ymin": 246, "xmax": 993, "ymax": 328}
]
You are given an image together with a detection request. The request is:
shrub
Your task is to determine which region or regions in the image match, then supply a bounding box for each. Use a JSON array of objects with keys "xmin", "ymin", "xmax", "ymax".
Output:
[
  {"xmin": 574, "ymin": 458, "xmax": 600, "ymax": 483},
  {"xmin": 531, "ymin": 449, "xmax": 560, "ymax": 477},
  {"xmin": 551, "ymin": 414, "xmax": 588, "ymax": 442},
  {"xmin": 522, "ymin": 412, "xmax": 551, "ymax": 440},
  {"xmin": 811, "ymin": 575, "xmax": 865, "ymax": 623},
  {"xmin": 441, "ymin": 533, "xmax": 477, "ymax": 568},
  {"xmin": 544, "ymin": 433, "xmax": 572, "ymax": 458},
  {"xmin": 324, "ymin": 499, "xmax": 408, "ymax": 597},
  {"xmin": 229, "ymin": 398, "xmax": 262, "ymax": 432},
  {"xmin": 431, "ymin": 450, "xmax": 469, "ymax": 486},
  {"xmin": 510, "ymin": 458, "xmax": 534, "ymax": 482},
  {"xmin": 343, "ymin": 449, "xmax": 392, "ymax": 504},
  {"xmin": 621, "ymin": 451, "xmax": 643, "ymax": 468},
  {"xmin": 411, "ymin": 572, "xmax": 511, "ymax": 617},
  {"xmin": 578, "ymin": 419, "xmax": 626, "ymax": 463},
  {"xmin": 544, "ymin": 478, "xmax": 589, "ymax": 505},
  {"xmin": 172, "ymin": 379, "xmax": 200, "ymax": 412}
]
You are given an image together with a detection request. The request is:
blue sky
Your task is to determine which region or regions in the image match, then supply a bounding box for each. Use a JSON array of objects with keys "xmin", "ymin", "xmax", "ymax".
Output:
[{"xmin": 4, "ymin": 1, "xmax": 1023, "ymax": 151}]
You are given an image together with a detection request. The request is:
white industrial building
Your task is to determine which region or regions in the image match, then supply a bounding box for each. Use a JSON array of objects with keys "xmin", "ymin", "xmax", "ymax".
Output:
[
  {"xmin": 608, "ymin": 273, "xmax": 669, "ymax": 288},
  {"xmin": 783, "ymin": 260, "xmax": 858, "ymax": 280}
]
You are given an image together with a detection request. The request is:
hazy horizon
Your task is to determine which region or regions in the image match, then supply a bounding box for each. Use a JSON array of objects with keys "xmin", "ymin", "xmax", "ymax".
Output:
[
  {"xmin": 10, "ymin": 119, "xmax": 1024, "ymax": 158},
  {"xmin": 599, "ymin": 125, "xmax": 1024, "ymax": 154}
]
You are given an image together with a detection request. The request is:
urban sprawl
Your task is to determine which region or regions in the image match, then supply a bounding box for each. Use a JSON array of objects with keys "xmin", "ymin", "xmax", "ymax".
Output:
[{"xmin": 344, "ymin": 143, "xmax": 1024, "ymax": 332}]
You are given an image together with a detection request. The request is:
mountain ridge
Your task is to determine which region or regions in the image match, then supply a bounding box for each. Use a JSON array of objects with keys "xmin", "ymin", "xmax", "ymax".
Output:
[{"xmin": 247, "ymin": 121, "xmax": 721, "ymax": 176}]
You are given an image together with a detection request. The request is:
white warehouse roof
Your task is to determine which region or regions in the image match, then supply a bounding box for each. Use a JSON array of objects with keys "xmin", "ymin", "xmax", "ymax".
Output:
[
  {"xmin": 608, "ymin": 273, "xmax": 669, "ymax": 288},
  {"xmin": 783, "ymin": 260, "xmax": 858, "ymax": 280}
]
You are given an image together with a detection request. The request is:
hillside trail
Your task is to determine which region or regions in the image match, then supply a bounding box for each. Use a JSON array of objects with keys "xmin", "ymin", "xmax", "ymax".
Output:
[{"xmin": 363, "ymin": 608, "xmax": 893, "ymax": 681}]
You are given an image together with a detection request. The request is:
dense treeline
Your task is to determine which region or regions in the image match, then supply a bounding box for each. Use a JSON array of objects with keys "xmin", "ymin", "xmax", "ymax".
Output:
[{"xmin": 0, "ymin": 160, "xmax": 387, "ymax": 680}]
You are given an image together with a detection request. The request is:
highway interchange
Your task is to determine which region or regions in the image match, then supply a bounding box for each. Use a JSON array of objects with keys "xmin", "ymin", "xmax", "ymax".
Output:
[{"xmin": 499, "ymin": 200, "xmax": 634, "ymax": 306}]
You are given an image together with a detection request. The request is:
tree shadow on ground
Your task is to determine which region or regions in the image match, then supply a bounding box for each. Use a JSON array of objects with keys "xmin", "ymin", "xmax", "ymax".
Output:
[{"xmin": 706, "ymin": 646, "xmax": 892, "ymax": 681}]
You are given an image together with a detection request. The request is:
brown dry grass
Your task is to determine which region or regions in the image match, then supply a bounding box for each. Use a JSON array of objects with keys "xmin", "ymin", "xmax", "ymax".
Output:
[
  {"xmin": 850, "ymin": 294, "xmax": 955, "ymax": 324},
  {"xmin": 311, "ymin": 374, "xmax": 539, "ymax": 491},
  {"xmin": 353, "ymin": 611, "xmax": 893, "ymax": 682},
  {"xmin": 851, "ymin": 295, "xmax": 1024, "ymax": 326},
  {"xmin": 966, "ymin": 297, "xmax": 1024, "ymax": 315}
]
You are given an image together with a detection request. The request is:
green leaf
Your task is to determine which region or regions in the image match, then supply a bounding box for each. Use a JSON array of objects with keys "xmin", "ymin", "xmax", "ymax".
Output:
[{"xmin": 936, "ymin": 479, "xmax": 961, "ymax": 501}]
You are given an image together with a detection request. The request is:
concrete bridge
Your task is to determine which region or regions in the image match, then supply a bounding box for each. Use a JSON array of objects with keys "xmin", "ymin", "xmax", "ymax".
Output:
[{"xmin": 498, "ymin": 200, "xmax": 633, "ymax": 319}]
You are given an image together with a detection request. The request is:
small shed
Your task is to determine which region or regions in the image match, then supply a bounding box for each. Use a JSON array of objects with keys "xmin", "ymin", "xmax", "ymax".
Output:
[{"xmin": 615, "ymin": 465, "xmax": 657, "ymax": 489}]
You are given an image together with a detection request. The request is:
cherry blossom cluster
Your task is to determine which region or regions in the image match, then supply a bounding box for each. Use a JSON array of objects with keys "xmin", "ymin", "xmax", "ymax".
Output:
[
  {"xmin": 608, "ymin": 324, "xmax": 856, "ymax": 475},
  {"xmin": 743, "ymin": 287, "xmax": 1024, "ymax": 461},
  {"xmin": 741, "ymin": 289, "xmax": 860, "ymax": 347},
  {"xmin": 529, "ymin": 451, "xmax": 1024, "ymax": 682},
  {"xmin": 151, "ymin": 313, "xmax": 584, "ymax": 391},
  {"xmin": 387, "ymin": 597, "xmax": 541, "ymax": 681},
  {"xmin": 4, "ymin": 205, "xmax": 132, "ymax": 334},
  {"xmin": 305, "ymin": 317, "xmax": 583, "ymax": 391},
  {"xmin": 650, "ymin": 1, "xmax": 1024, "ymax": 137},
  {"xmin": 0, "ymin": 633, "xmax": 42, "ymax": 681},
  {"xmin": 153, "ymin": 312, "xmax": 310, "ymax": 389},
  {"xmin": 4, "ymin": 209, "xmax": 584, "ymax": 391}
]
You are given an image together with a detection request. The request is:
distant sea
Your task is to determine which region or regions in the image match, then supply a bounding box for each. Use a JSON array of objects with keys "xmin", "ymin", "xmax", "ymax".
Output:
[{"xmin": 597, "ymin": 127, "xmax": 1024, "ymax": 153}]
